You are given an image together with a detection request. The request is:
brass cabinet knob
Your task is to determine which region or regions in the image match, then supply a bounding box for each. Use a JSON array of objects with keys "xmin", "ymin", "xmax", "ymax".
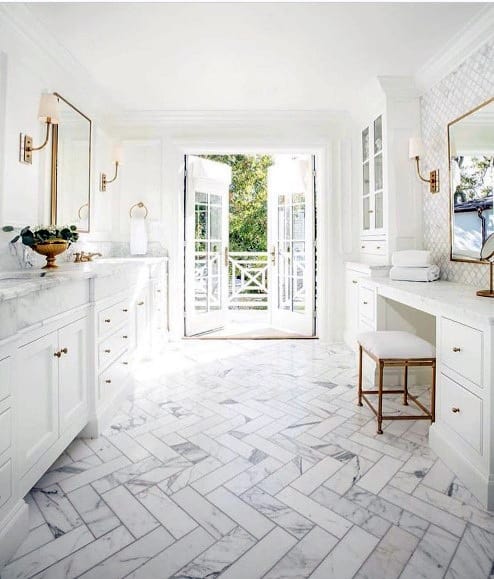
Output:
[
  {"xmin": 54, "ymin": 350, "xmax": 62, "ymax": 358},
  {"xmin": 105, "ymin": 379, "xmax": 112, "ymax": 384},
  {"xmin": 361, "ymin": 245, "xmax": 365, "ymax": 249},
  {"xmin": 137, "ymin": 301, "xmax": 145, "ymax": 306},
  {"xmin": 122, "ymin": 361, "xmax": 129, "ymax": 365},
  {"xmin": 156, "ymin": 289, "xmax": 161, "ymax": 293},
  {"xmin": 104, "ymin": 349, "xmax": 111, "ymax": 353},
  {"xmin": 452, "ymin": 347, "xmax": 461, "ymax": 352},
  {"xmin": 451, "ymin": 407, "xmax": 460, "ymax": 413},
  {"xmin": 376, "ymin": 246, "xmax": 381, "ymax": 249},
  {"xmin": 122, "ymin": 308, "xmax": 128, "ymax": 313},
  {"xmin": 122, "ymin": 335, "xmax": 128, "ymax": 339},
  {"xmin": 363, "ymin": 301, "xmax": 368, "ymax": 305},
  {"xmin": 104, "ymin": 318, "xmax": 111, "ymax": 323},
  {"xmin": 352, "ymin": 280, "xmax": 358, "ymax": 284},
  {"xmin": 61, "ymin": 347, "xmax": 68, "ymax": 355}
]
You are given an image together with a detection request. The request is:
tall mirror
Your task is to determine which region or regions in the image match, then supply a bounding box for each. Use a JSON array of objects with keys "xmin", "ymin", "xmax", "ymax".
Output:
[
  {"xmin": 51, "ymin": 93, "xmax": 91, "ymax": 232},
  {"xmin": 448, "ymin": 97, "xmax": 494, "ymax": 262}
]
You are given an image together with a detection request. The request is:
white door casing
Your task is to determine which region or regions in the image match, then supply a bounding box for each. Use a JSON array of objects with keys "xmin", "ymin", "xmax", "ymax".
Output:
[
  {"xmin": 185, "ymin": 156, "xmax": 231, "ymax": 336},
  {"xmin": 267, "ymin": 156, "xmax": 315, "ymax": 335}
]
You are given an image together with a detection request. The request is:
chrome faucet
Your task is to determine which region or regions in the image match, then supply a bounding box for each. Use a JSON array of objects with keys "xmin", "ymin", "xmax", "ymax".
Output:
[{"xmin": 74, "ymin": 251, "xmax": 102, "ymax": 263}]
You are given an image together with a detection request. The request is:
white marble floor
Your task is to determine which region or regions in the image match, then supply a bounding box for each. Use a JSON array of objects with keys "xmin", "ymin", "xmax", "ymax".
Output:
[{"xmin": 4, "ymin": 339, "xmax": 494, "ymax": 579}]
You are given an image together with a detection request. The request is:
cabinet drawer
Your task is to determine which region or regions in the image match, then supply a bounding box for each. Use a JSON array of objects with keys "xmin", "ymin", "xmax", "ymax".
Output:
[
  {"xmin": 360, "ymin": 240, "xmax": 386, "ymax": 255},
  {"xmin": 98, "ymin": 326, "xmax": 129, "ymax": 371},
  {"xmin": 359, "ymin": 285, "xmax": 375, "ymax": 323},
  {"xmin": 98, "ymin": 352, "xmax": 130, "ymax": 402},
  {"xmin": 440, "ymin": 373, "xmax": 482, "ymax": 453},
  {"xmin": 441, "ymin": 318, "xmax": 483, "ymax": 387},
  {"xmin": 98, "ymin": 300, "xmax": 130, "ymax": 337},
  {"xmin": 0, "ymin": 407, "xmax": 12, "ymax": 457},
  {"xmin": 0, "ymin": 458, "xmax": 12, "ymax": 508},
  {"xmin": 0, "ymin": 355, "xmax": 11, "ymax": 402}
]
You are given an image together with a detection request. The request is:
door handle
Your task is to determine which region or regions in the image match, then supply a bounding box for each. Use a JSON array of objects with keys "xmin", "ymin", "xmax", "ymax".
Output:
[
  {"xmin": 224, "ymin": 247, "xmax": 229, "ymax": 267},
  {"xmin": 270, "ymin": 246, "xmax": 276, "ymax": 265}
]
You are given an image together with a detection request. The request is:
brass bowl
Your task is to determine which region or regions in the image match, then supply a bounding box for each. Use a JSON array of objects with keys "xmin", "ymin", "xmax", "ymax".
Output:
[{"xmin": 32, "ymin": 240, "xmax": 69, "ymax": 269}]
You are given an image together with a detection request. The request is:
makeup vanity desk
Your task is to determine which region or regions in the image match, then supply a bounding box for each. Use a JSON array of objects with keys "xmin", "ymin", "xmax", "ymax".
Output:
[{"xmin": 356, "ymin": 275, "xmax": 494, "ymax": 510}]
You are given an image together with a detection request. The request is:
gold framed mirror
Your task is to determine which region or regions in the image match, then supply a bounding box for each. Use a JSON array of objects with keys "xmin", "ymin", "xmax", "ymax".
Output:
[
  {"xmin": 50, "ymin": 93, "xmax": 92, "ymax": 232},
  {"xmin": 448, "ymin": 97, "xmax": 494, "ymax": 263}
]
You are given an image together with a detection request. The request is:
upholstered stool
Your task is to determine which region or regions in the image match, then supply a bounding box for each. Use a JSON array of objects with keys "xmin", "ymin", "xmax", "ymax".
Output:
[{"xmin": 357, "ymin": 331, "xmax": 436, "ymax": 434}]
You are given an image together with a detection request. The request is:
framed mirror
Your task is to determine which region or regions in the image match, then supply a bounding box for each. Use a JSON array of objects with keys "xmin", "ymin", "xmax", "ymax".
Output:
[
  {"xmin": 448, "ymin": 97, "xmax": 494, "ymax": 262},
  {"xmin": 50, "ymin": 93, "xmax": 92, "ymax": 232}
]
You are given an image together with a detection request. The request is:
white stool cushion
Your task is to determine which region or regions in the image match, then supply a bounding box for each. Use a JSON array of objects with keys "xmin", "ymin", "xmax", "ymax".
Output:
[{"xmin": 357, "ymin": 331, "xmax": 435, "ymax": 360}]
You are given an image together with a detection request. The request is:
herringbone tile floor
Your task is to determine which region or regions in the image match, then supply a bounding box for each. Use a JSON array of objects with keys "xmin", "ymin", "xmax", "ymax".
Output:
[{"xmin": 4, "ymin": 340, "xmax": 494, "ymax": 579}]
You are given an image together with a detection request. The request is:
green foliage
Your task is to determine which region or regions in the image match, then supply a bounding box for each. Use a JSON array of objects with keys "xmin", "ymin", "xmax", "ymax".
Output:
[
  {"xmin": 2, "ymin": 224, "xmax": 79, "ymax": 246},
  {"xmin": 201, "ymin": 154, "xmax": 273, "ymax": 251},
  {"xmin": 456, "ymin": 155, "xmax": 493, "ymax": 201}
]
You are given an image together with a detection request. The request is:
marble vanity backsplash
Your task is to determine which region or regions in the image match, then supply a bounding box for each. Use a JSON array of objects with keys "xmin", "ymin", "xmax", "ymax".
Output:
[{"xmin": 0, "ymin": 230, "xmax": 167, "ymax": 271}]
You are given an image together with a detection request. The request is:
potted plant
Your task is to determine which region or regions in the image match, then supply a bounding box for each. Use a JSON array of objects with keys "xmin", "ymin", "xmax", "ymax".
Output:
[{"xmin": 2, "ymin": 225, "xmax": 79, "ymax": 269}]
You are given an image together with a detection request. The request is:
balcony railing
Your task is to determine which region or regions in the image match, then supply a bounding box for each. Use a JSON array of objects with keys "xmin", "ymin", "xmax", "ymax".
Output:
[{"xmin": 228, "ymin": 252, "xmax": 268, "ymax": 309}]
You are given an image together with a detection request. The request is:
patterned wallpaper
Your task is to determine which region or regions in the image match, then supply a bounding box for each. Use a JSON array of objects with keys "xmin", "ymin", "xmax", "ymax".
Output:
[{"xmin": 421, "ymin": 40, "xmax": 494, "ymax": 287}]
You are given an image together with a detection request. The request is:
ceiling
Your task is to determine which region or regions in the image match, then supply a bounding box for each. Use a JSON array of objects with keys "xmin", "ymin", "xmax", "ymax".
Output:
[{"xmin": 28, "ymin": 2, "xmax": 487, "ymax": 113}]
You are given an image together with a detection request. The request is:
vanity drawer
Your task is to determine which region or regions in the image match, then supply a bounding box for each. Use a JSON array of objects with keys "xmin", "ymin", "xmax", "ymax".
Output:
[
  {"xmin": 0, "ymin": 407, "xmax": 12, "ymax": 457},
  {"xmin": 360, "ymin": 240, "xmax": 386, "ymax": 255},
  {"xmin": 359, "ymin": 285, "xmax": 376, "ymax": 323},
  {"xmin": 0, "ymin": 355, "xmax": 11, "ymax": 402},
  {"xmin": 0, "ymin": 458, "xmax": 12, "ymax": 508},
  {"xmin": 98, "ymin": 300, "xmax": 130, "ymax": 337},
  {"xmin": 98, "ymin": 327, "xmax": 129, "ymax": 371},
  {"xmin": 440, "ymin": 374, "xmax": 482, "ymax": 453},
  {"xmin": 98, "ymin": 352, "xmax": 130, "ymax": 402},
  {"xmin": 441, "ymin": 318, "xmax": 483, "ymax": 387}
]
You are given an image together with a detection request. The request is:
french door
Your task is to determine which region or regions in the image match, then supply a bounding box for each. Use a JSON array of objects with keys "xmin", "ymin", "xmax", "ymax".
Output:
[
  {"xmin": 185, "ymin": 156, "xmax": 231, "ymax": 336},
  {"xmin": 267, "ymin": 156, "xmax": 315, "ymax": 335}
]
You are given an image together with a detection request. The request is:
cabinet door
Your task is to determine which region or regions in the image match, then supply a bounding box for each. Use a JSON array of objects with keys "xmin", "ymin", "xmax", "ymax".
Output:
[
  {"xmin": 17, "ymin": 332, "xmax": 59, "ymax": 477},
  {"xmin": 133, "ymin": 286, "xmax": 150, "ymax": 353},
  {"xmin": 59, "ymin": 318, "xmax": 88, "ymax": 434}
]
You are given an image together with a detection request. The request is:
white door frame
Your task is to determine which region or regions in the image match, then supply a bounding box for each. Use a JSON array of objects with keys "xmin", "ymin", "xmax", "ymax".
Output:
[{"xmin": 166, "ymin": 140, "xmax": 334, "ymax": 342}]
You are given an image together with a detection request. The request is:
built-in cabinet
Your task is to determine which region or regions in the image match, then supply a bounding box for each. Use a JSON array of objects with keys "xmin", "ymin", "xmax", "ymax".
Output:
[
  {"xmin": 0, "ymin": 258, "xmax": 168, "ymax": 568},
  {"xmin": 357, "ymin": 78, "xmax": 422, "ymax": 264}
]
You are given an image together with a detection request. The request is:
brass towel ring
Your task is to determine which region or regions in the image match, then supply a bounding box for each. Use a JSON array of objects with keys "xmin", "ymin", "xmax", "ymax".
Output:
[
  {"xmin": 129, "ymin": 201, "xmax": 149, "ymax": 218},
  {"xmin": 77, "ymin": 203, "xmax": 89, "ymax": 220}
]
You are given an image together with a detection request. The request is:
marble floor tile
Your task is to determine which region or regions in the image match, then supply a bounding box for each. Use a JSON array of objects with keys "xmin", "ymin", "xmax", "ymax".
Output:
[{"xmin": 7, "ymin": 339, "xmax": 494, "ymax": 579}]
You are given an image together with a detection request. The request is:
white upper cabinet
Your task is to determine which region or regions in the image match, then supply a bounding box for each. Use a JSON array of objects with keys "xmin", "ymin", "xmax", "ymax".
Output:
[{"xmin": 357, "ymin": 77, "xmax": 423, "ymax": 264}]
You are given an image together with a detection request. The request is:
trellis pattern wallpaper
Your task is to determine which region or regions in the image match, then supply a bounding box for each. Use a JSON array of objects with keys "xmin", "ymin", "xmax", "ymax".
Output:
[{"xmin": 420, "ymin": 40, "xmax": 494, "ymax": 287}]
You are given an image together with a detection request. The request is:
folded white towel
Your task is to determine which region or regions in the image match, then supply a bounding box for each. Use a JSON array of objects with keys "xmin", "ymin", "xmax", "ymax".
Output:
[
  {"xmin": 130, "ymin": 215, "xmax": 148, "ymax": 256},
  {"xmin": 391, "ymin": 250, "xmax": 432, "ymax": 268},
  {"xmin": 389, "ymin": 265, "xmax": 440, "ymax": 282}
]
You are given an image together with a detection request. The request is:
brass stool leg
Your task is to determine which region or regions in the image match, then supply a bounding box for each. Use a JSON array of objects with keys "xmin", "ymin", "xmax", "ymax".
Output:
[
  {"xmin": 377, "ymin": 360, "xmax": 384, "ymax": 434},
  {"xmin": 357, "ymin": 345, "xmax": 363, "ymax": 407},
  {"xmin": 431, "ymin": 361, "xmax": 436, "ymax": 423},
  {"xmin": 403, "ymin": 365, "xmax": 408, "ymax": 406}
]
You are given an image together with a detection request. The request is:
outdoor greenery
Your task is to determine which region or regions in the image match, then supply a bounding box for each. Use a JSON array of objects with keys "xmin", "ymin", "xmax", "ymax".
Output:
[
  {"xmin": 201, "ymin": 154, "xmax": 273, "ymax": 251},
  {"xmin": 454, "ymin": 155, "xmax": 493, "ymax": 201}
]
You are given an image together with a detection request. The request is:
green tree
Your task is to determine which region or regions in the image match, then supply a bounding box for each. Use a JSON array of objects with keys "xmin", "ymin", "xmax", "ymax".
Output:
[{"xmin": 201, "ymin": 154, "xmax": 273, "ymax": 251}]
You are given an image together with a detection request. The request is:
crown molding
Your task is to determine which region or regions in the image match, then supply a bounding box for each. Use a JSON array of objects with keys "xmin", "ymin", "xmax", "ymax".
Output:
[{"xmin": 415, "ymin": 5, "xmax": 494, "ymax": 94}]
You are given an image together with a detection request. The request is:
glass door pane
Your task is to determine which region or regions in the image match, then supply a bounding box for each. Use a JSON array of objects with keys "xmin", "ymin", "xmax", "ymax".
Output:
[
  {"xmin": 375, "ymin": 192, "xmax": 383, "ymax": 229},
  {"xmin": 363, "ymin": 196, "xmax": 370, "ymax": 230},
  {"xmin": 374, "ymin": 115, "xmax": 382, "ymax": 154}
]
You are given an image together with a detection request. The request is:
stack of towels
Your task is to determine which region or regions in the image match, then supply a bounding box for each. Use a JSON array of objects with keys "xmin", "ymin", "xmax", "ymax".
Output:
[{"xmin": 389, "ymin": 250, "xmax": 440, "ymax": 282}]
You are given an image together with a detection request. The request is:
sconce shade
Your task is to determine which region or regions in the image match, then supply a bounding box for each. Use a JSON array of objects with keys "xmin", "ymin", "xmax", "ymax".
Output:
[
  {"xmin": 408, "ymin": 137, "xmax": 424, "ymax": 159},
  {"xmin": 113, "ymin": 144, "xmax": 123, "ymax": 165},
  {"xmin": 38, "ymin": 94, "xmax": 59, "ymax": 124}
]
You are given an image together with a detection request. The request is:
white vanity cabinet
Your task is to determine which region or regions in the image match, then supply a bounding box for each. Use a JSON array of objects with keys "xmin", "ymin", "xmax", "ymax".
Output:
[{"xmin": 16, "ymin": 313, "xmax": 89, "ymax": 486}]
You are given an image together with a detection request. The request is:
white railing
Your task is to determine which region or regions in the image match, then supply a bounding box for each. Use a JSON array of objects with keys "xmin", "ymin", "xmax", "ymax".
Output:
[{"xmin": 228, "ymin": 252, "xmax": 268, "ymax": 309}]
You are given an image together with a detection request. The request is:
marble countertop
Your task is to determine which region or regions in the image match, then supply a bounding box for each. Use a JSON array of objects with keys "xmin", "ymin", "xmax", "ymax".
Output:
[
  {"xmin": 0, "ymin": 257, "xmax": 167, "ymax": 302},
  {"xmin": 366, "ymin": 277, "xmax": 494, "ymax": 326}
]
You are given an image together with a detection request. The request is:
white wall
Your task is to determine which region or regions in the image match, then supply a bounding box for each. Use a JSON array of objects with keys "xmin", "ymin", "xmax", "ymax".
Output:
[{"xmin": 0, "ymin": 7, "xmax": 116, "ymax": 257}]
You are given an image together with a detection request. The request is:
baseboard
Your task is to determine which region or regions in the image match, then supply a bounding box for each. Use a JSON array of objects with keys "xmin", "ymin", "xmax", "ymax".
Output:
[
  {"xmin": 81, "ymin": 376, "xmax": 135, "ymax": 438},
  {"xmin": 429, "ymin": 424, "xmax": 493, "ymax": 511},
  {"xmin": 0, "ymin": 499, "xmax": 29, "ymax": 568}
]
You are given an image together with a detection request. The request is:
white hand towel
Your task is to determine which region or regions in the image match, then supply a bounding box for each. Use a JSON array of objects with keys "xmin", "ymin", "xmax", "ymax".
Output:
[
  {"xmin": 391, "ymin": 250, "xmax": 432, "ymax": 268},
  {"xmin": 389, "ymin": 265, "xmax": 440, "ymax": 282},
  {"xmin": 130, "ymin": 215, "xmax": 148, "ymax": 255}
]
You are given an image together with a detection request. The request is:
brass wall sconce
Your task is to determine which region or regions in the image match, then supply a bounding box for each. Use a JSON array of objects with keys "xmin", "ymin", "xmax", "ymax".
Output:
[
  {"xmin": 100, "ymin": 146, "xmax": 123, "ymax": 192},
  {"xmin": 20, "ymin": 94, "xmax": 59, "ymax": 164},
  {"xmin": 409, "ymin": 138, "xmax": 440, "ymax": 194}
]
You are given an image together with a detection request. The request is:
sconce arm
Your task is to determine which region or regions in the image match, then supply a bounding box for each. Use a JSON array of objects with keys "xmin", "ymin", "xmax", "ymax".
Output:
[
  {"xmin": 106, "ymin": 161, "xmax": 120, "ymax": 185},
  {"xmin": 414, "ymin": 156, "xmax": 432, "ymax": 184},
  {"xmin": 29, "ymin": 121, "xmax": 52, "ymax": 152}
]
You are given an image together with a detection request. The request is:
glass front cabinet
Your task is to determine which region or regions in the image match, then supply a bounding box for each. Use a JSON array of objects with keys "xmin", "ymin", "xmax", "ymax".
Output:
[{"xmin": 361, "ymin": 114, "xmax": 385, "ymax": 236}]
